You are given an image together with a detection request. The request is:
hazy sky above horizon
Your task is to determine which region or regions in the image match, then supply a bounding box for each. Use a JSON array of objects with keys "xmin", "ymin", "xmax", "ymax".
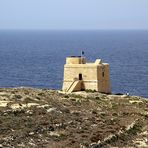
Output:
[{"xmin": 0, "ymin": 0, "xmax": 148, "ymax": 30}]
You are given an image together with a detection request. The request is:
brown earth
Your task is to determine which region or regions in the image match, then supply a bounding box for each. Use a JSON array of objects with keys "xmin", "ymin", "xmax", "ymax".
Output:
[{"xmin": 0, "ymin": 87, "xmax": 148, "ymax": 148}]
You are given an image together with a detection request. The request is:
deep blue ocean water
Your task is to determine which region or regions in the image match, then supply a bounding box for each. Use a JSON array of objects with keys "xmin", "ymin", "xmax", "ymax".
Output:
[{"xmin": 0, "ymin": 30, "xmax": 148, "ymax": 97}]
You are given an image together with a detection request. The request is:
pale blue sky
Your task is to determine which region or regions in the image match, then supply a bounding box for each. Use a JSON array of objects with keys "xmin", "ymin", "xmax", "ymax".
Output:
[{"xmin": 0, "ymin": 0, "xmax": 148, "ymax": 30}]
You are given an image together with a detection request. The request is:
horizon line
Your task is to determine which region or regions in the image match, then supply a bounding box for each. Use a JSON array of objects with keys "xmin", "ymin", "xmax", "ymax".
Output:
[{"xmin": 0, "ymin": 28, "xmax": 148, "ymax": 31}]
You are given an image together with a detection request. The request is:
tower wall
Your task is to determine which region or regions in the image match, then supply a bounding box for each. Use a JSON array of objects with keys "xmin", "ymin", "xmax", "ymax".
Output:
[
  {"xmin": 97, "ymin": 64, "xmax": 111, "ymax": 93},
  {"xmin": 62, "ymin": 64, "xmax": 98, "ymax": 91}
]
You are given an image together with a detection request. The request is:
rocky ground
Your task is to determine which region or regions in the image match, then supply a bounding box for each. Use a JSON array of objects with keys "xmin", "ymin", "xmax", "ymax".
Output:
[{"xmin": 0, "ymin": 87, "xmax": 148, "ymax": 148}]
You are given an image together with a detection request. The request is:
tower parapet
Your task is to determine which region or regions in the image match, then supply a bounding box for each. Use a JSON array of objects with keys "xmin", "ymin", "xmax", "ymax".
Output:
[{"xmin": 66, "ymin": 56, "xmax": 86, "ymax": 64}]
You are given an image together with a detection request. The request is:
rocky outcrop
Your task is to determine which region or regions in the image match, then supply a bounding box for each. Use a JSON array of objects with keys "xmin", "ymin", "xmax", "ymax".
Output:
[{"xmin": 0, "ymin": 87, "xmax": 147, "ymax": 147}]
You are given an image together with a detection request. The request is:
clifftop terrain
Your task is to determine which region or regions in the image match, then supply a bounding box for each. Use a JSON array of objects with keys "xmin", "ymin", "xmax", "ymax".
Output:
[{"xmin": 0, "ymin": 88, "xmax": 148, "ymax": 147}]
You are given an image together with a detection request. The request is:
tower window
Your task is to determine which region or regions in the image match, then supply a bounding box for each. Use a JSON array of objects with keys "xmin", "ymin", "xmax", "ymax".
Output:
[
  {"xmin": 102, "ymin": 72, "xmax": 105, "ymax": 77},
  {"xmin": 79, "ymin": 74, "xmax": 82, "ymax": 80}
]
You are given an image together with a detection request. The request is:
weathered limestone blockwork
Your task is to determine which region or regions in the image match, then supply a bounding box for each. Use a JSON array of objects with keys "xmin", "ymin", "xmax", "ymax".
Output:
[{"xmin": 62, "ymin": 56, "xmax": 111, "ymax": 93}]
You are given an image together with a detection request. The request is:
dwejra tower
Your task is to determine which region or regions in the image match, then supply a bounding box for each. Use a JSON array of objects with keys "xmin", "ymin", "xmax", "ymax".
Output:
[{"xmin": 62, "ymin": 56, "xmax": 111, "ymax": 93}]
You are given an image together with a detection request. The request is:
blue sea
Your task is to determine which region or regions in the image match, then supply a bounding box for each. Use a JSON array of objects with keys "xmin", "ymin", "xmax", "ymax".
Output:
[{"xmin": 0, "ymin": 30, "xmax": 148, "ymax": 98}]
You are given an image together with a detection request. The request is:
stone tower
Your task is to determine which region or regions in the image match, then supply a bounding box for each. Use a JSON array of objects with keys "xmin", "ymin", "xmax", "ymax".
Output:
[{"xmin": 62, "ymin": 56, "xmax": 111, "ymax": 93}]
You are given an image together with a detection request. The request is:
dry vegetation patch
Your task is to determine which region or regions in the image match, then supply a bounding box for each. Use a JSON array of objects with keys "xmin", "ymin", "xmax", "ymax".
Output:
[{"xmin": 0, "ymin": 88, "xmax": 147, "ymax": 147}]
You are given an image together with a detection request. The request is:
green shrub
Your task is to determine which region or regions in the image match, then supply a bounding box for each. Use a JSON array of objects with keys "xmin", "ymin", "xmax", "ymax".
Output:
[
  {"xmin": 127, "ymin": 123, "xmax": 142, "ymax": 135},
  {"xmin": 85, "ymin": 89, "xmax": 96, "ymax": 93},
  {"xmin": 13, "ymin": 94, "xmax": 22, "ymax": 100},
  {"xmin": 64, "ymin": 95, "xmax": 69, "ymax": 98}
]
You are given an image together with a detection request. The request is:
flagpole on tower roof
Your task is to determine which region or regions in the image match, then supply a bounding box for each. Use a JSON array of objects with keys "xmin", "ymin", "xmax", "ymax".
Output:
[
  {"xmin": 80, "ymin": 50, "xmax": 84, "ymax": 64},
  {"xmin": 81, "ymin": 50, "xmax": 84, "ymax": 57}
]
